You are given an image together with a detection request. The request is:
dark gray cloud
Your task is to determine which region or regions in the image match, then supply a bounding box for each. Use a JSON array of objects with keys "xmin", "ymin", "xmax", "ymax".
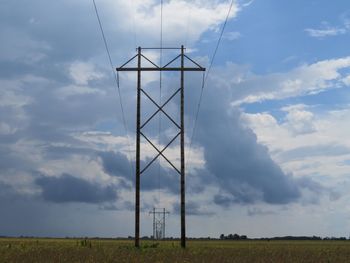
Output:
[
  {"xmin": 0, "ymin": 182, "xmax": 19, "ymax": 200},
  {"xmin": 172, "ymin": 201, "xmax": 214, "ymax": 216},
  {"xmin": 214, "ymin": 190, "xmax": 259, "ymax": 206},
  {"xmin": 0, "ymin": 182, "xmax": 132, "ymax": 237},
  {"xmin": 160, "ymin": 64, "xmax": 310, "ymax": 205},
  {"xmin": 98, "ymin": 151, "xmax": 131, "ymax": 179},
  {"xmin": 193, "ymin": 73, "xmax": 302, "ymax": 205},
  {"xmin": 35, "ymin": 173, "xmax": 117, "ymax": 203},
  {"xmin": 98, "ymin": 150, "xmax": 180, "ymax": 193}
]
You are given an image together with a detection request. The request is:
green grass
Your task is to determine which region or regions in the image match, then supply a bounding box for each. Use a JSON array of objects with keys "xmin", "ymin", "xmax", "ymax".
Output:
[{"xmin": 0, "ymin": 238, "xmax": 350, "ymax": 262}]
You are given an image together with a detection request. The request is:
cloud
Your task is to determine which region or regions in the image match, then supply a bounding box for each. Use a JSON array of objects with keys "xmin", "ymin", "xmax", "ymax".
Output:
[
  {"xmin": 192, "ymin": 73, "xmax": 303, "ymax": 205},
  {"xmin": 111, "ymin": 0, "xmax": 242, "ymax": 46},
  {"xmin": 223, "ymin": 57, "xmax": 350, "ymax": 105},
  {"xmin": 98, "ymin": 151, "xmax": 132, "ymax": 179},
  {"xmin": 69, "ymin": 61, "xmax": 104, "ymax": 85},
  {"xmin": 0, "ymin": 182, "xmax": 18, "ymax": 200},
  {"xmin": 2, "ymin": 0, "xmax": 335, "ymax": 208},
  {"xmin": 0, "ymin": 27, "xmax": 51, "ymax": 63},
  {"xmin": 305, "ymin": 27, "xmax": 346, "ymax": 38},
  {"xmin": 242, "ymin": 105, "xmax": 350, "ymax": 206},
  {"xmin": 35, "ymin": 173, "xmax": 118, "ymax": 203},
  {"xmin": 0, "ymin": 180, "xmax": 134, "ymax": 237},
  {"xmin": 241, "ymin": 0, "xmax": 254, "ymax": 7},
  {"xmin": 55, "ymin": 85, "xmax": 105, "ymax": 98},
  {"xmin": 223, "ymin": 31, "xmax": 241, "ymax": 41},
  {"xmin": 247, "ymin": 207, "xmax": 276, "ymax": 217},
  {"xmin": 172, "ymin": 201, "xmax": 214, "ymax": 216},
  {"xmin": 305, "ymin": 19, "xmax": 349, "ymax": 38},
  {"xmin": 98, "ymin": 150, "xmax": 181, "ymax": 193},
  {"xmin": 278, "ymin": 144, "xmax": 350, "ymax": 162},
  {"xmin": 281, "ymin": 104, "xmax": 316, "ymax": 135},
  {"xmin": 0, "ymin": 0, "xmax": 342, "ymax": 237},
  {"xmin": 342, "ymin": 75, "xmax": 350, "ymax": 86}
]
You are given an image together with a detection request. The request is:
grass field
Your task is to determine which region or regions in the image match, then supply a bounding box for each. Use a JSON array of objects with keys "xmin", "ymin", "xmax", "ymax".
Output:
[{"xmin": 1, "ymin": 238, "xmax": 350, "ymax": 262}]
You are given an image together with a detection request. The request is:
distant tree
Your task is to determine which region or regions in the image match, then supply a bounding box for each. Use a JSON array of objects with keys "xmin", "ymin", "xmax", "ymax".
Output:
[
  {"xmin": 233, "ymin": 234, "xmax": 240, "ymax": 240},
  {"xmin": 220, "ymin": 234, "xmax": 225, "ymax": 240}
]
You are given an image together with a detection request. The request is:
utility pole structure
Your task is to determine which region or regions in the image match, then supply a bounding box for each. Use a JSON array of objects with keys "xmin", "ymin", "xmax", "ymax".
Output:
[
  {"xmin": 149, "ymin": 208, "xmax": 170, "ymax": 240},
  {"xmin": 117, "ymin": 46, "xmax": 205, "ymax": 248}
]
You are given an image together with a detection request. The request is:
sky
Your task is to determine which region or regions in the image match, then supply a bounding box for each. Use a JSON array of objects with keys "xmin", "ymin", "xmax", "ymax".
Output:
[{"xmin": 1, "ymin": 0, "xmax": 350, "ymax": 239}]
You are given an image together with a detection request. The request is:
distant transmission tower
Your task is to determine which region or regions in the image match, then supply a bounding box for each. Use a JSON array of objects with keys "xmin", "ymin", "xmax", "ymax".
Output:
[
  {"xmin": 149, "ymin": 208, "xmax": 170, "ymax": 240},
  {"xmin": 117, "ymin": 46, "xmax": 205, "ymax": 248}
]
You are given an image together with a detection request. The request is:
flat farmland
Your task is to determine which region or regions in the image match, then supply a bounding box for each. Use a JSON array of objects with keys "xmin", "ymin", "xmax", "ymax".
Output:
[{"xmin": 1, "ymin": 238, "xmax": 350, "ymax": 262}]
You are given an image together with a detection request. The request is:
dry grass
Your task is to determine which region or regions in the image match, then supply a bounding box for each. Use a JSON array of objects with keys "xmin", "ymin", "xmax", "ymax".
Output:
[{"xmin": 0, "ymin": 238, "xmax": 350, "ymax": 262}]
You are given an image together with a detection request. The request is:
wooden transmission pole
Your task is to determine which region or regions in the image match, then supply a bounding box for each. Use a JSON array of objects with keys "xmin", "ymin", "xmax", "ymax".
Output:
[{"xmin": 117, "ymin": 46, "xmax": 205, "ymax": 248}]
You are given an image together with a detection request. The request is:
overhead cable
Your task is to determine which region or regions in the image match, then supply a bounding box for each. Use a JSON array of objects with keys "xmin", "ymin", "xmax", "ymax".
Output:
[
  {"xmin": 187, "ymin": 0, "xmax": 235, "ymax": 166},
  {"xmin": 93, "ymin": 0, "xmax": 134, "ymax": 176}
]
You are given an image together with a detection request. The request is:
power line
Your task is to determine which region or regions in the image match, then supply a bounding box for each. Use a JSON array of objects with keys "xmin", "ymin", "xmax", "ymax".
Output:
[
  {"xmin": 187, "ymin": 0, "xmax": 235, "ymax": 167},
  {"xmin": 157, "ymin": 0, "xmax": 163, "ymax": 205},
  {"xmin": 93, "ymin": 0, "xmax": 134, "ymax": 176},
  {"xmin": 205, "ymin": 0, "xmax": 235, "ymax": 84}
]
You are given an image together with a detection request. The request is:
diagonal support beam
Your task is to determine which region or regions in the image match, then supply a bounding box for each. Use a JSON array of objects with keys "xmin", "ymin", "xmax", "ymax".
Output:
[
  {"xmin": 184, "ymin": 54, "xmax": 205, "ymax": 69},
  {"xmin": 141, "ymin": 89, "xmax": 181, "ymax": 130},
  {"xmin": 140, "ymin": 131, "xmax": 181, "ymax": 175},
  {"xmin": 163, "ymin": 54, "xmax": 181, "ymax": 68},
  {"xmin": 141, "ymin": 88, "xmax": 181, "ymax": 130},
  {"xmin": 119, "ymin": 54, "xmax": 138, "ymax": 69},
  {"xmin": 141, "ymin": 54, "xmax": 160, "ymax": 69}
]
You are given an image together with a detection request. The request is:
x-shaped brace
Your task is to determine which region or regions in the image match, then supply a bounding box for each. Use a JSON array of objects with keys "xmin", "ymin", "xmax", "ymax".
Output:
[
  {"xmin": 140, "ymin": 131, "xmax": 181, "ymax": 175},
  {"xmin": 141, "ymin": 88, "xmax": 181, "ymax": 130}
]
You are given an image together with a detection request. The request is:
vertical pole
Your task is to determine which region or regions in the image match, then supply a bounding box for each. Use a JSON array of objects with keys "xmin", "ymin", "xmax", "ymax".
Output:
[
  {"xmin": 135, "ymin": 47, "xmax": 141, "ymax": 248},
  {"xmin": 163, "ymin": 208, "xmax": 166, "ymax": 239},
  {"xmin": 153, "ymin": 208, "xmax": 155, "ymax": 240},
  {"xmin": 180, "ymin": 45, "xmax": 186, "ymax": 248}
]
